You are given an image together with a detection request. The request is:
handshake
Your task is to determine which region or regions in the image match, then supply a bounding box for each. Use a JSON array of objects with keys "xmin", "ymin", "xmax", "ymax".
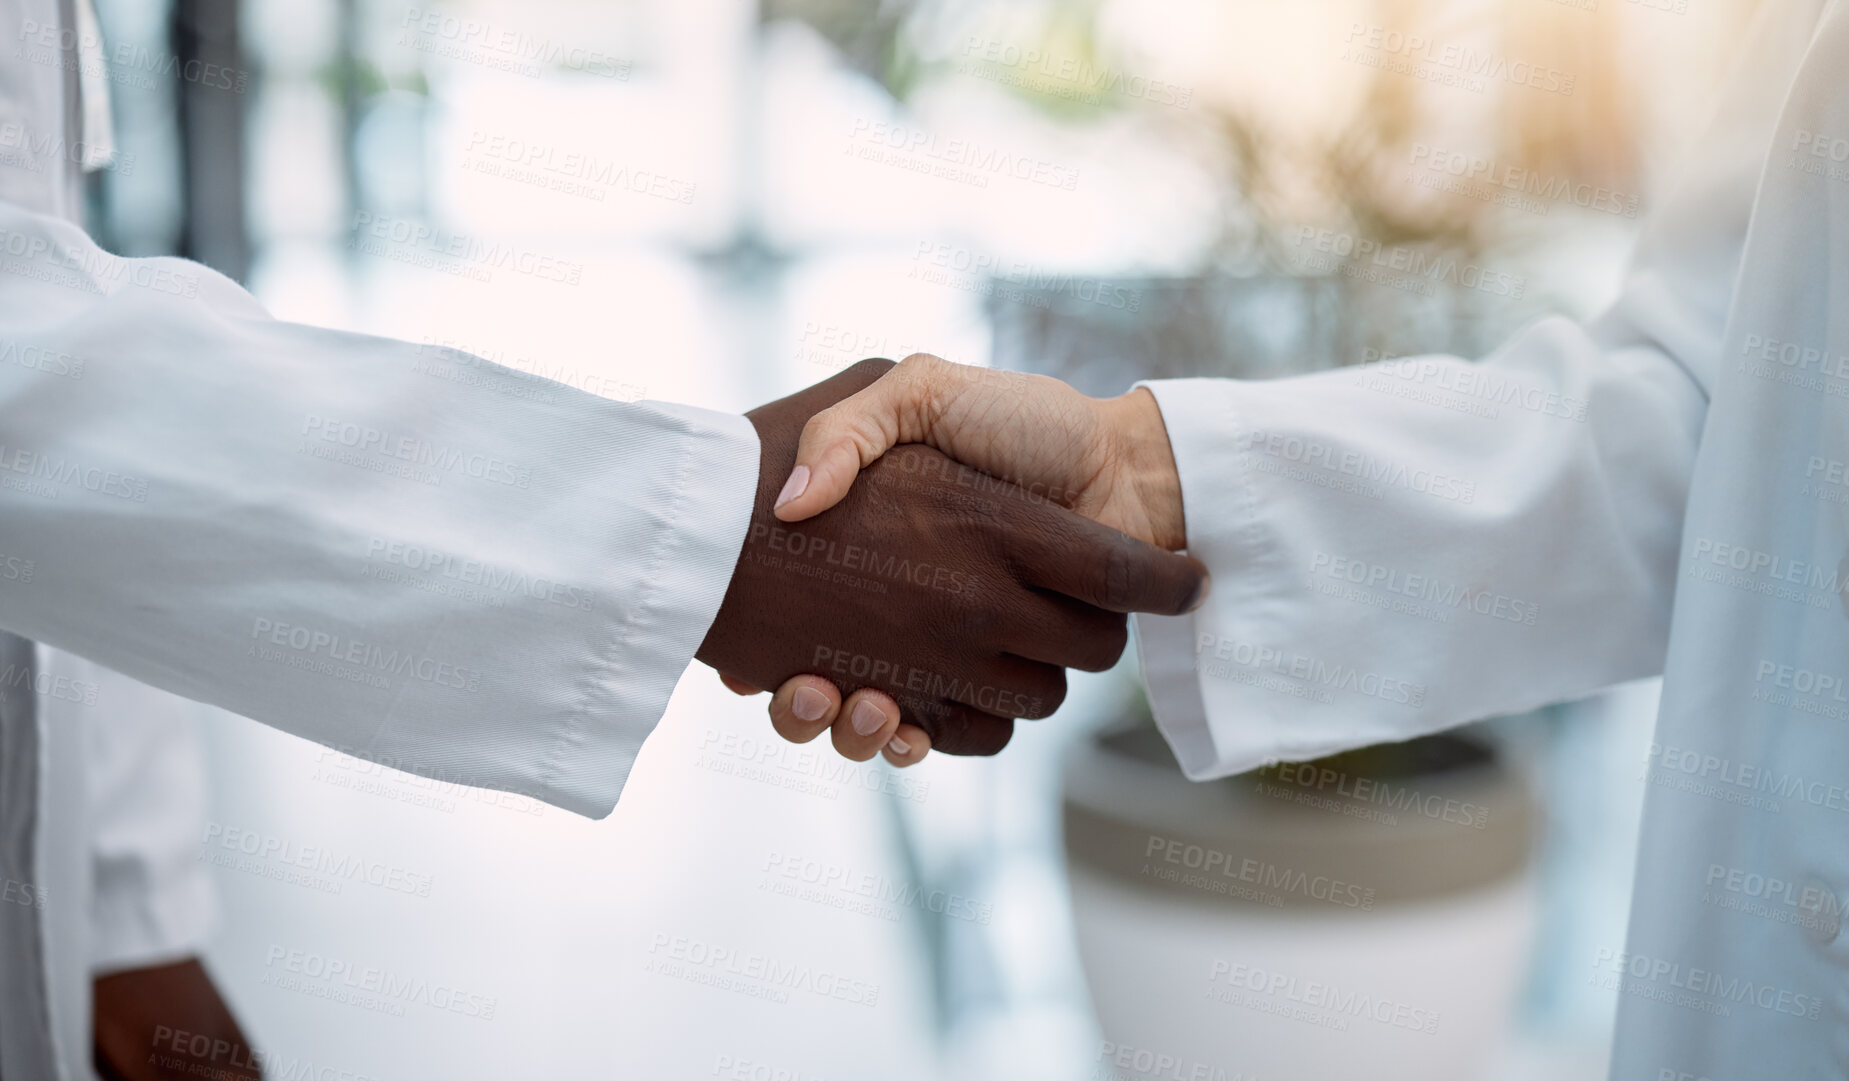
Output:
[{"xmin": 696, "ymin": 356, "xmax": 1207, "ymax": 767}]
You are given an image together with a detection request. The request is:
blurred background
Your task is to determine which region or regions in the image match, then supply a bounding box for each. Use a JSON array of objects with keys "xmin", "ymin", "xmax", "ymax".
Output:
[{"xmin": 84, "ymin": 0, "xmax": 1758, "ymax": 1077}]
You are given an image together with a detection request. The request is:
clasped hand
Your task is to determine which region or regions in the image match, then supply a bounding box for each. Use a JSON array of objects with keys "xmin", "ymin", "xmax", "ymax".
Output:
[{"xmin": 697, "ymin": 357, "xmax": 1200, "ymax": 767}]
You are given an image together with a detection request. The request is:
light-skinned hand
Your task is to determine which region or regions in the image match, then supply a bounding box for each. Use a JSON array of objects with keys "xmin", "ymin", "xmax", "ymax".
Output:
[{"xmin": 770, "ymin": 353, "xmax": 1189, "ymax": 550}]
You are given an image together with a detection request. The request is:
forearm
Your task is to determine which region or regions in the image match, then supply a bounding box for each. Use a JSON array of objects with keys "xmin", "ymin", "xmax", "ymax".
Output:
[
  {"xmin": 0, "ymin": 201, "xmax": 758, "ymax": 818},
  {"xmin": 1133, "ymin": 324, "xmax": 1706, "ymax": 777}
]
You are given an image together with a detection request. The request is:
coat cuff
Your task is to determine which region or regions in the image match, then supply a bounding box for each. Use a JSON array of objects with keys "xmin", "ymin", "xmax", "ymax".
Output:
[
  {"xmin": 1129, "ymin": 378, "xmax": 1316, "ymax": 780},
  {"xmin": 536, "ymin": 402, "xmax": 758, "ymax": 818}
]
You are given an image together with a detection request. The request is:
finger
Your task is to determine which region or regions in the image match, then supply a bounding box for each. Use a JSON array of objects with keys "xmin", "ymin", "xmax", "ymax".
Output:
[
  {"xmin": 882, "ymin": 723, "xmax": 931, "ymax": 767},
  {"xmin": 1001, "ymin": 594, "xmax": 1131, "ymax": 673},
  {"xmin": 773, "ymin": 353, "xmax": 955, "ymax": 522},
  {"xmin": 966, "ymin": 654, "xmax": 1067, "ymax": 720},
  {"xmin": 909, "ymin": 700, "xmax": 1014, "ymax": 756},
  {"xmin": 718, "ymin": 672, "xmax": 763, "ymax": 696},
  {"xmin": 768, "ymin": 675, "xmax": 843, "ymax": 745},
  {"xmin": 1011, "ymin": 511, "xmax": 1212, "ymax": 616},
  {"xmin": 832, "ymin": 688, "xmax": 902, "ymax": 762}
]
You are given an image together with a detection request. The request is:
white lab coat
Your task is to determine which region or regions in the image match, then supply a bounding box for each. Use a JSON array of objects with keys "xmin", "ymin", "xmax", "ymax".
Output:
[
  {"xmin": 0, "ymin": 0, "xmax": 759, "ymax": 1075},
  {"xmin": 72, "ymin": 651, "xmax": 218, "ymax": 976},
  {"xmin": 1137, "ymin": 0, "xmax": 1849, "ymax": 1073}
]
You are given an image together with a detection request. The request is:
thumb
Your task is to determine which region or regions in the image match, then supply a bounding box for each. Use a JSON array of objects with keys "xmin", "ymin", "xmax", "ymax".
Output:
[{"xmin": 773, "ymin": 355, "xmax": 942, "ymax": 521}]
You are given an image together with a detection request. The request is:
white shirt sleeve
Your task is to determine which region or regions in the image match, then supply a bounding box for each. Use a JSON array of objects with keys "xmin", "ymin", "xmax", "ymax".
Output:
[
  {"xmin": 0, "ymin": 200, "xmax": 759, "ymax": 819},
  {"xmin": 1132, "ymin": 0, "xmax": 1825, "ymax": 780}
]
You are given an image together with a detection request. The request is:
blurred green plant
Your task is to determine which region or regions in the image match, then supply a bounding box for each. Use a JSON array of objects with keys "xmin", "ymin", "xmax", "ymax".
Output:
[{"xmin": 764, "ymin": 0, "xmax": 1129, "ymax": 120}]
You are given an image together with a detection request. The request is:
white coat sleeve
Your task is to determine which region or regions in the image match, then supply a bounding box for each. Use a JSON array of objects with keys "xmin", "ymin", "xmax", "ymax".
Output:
[
  {"xmin": 1132, "ymin": 0, "xmax": 1825, "ymax": 779},
  {"xmin": 0, "ymin": 201, "xmax": 759, "ymax": 819}
]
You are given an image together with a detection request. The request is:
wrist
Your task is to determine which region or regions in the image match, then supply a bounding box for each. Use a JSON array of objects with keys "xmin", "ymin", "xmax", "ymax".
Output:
[{"xmin": 1097, "ymin": 387, "xmax": 1187, "ymax": 552}]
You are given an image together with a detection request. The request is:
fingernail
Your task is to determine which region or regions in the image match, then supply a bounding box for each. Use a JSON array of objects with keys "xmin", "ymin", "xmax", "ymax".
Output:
[
  {"xmin": 887, "ymin": 735, "xmax": 912, "ymax": 755},
  {"xmin": 792, "ymin": 686, "xmax": 829, "ymax": 722},
  {"xmin": 1187, "ymin": 573, "xmax": 1213, "ymax": 613},
  {"xmin": 851, "ymin": 700, "xmax": 888, "ymax": 737},
  {"xmin": 774, "ymin": 465, "xmax": 810, "ymax": 510}
]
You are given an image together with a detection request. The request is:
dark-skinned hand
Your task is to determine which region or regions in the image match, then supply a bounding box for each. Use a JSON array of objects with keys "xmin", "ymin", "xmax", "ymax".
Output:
[{"xmin": 93, "ymin": 957, "xmax": 263, "ymax": 1081}]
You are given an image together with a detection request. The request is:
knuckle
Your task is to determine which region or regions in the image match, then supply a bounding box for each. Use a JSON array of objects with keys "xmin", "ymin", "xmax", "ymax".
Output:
[
  {"xmin": 927, "ymin": 709, "xmax": 973, "ymax": 753},
  {"xmin": 799, "ymin": 406, "xmax": 840, "ymax": 442},
  {"xmin": 1025, "ymin": 673, "xmax": 1067, "ymax": 718},
  {"xmin": 952, "ymin": 598, "xmax": 1004, "ymax": 642},
  {"xmin": 844, "ymin": 356, "xmax": 896, "ymax": 380},
  {"xmin": 898, "ymin": 353, "xmax": 953, "ymax": 392},
  {"xmin": 1102, "ymin": 537, "xmax": 1141, "ymax": 611},
  {"xmin": 1080, "ymin": 619, "xmax": 1130, "ymax": 672},
  {"xmin": 943, "ymin": 716, "xmax": 1013, "ymax": 756}
]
